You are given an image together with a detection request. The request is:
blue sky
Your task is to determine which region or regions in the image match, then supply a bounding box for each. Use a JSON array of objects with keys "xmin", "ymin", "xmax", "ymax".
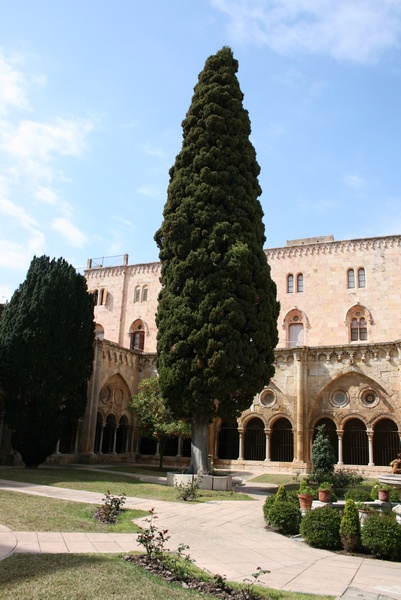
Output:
[{"xmin": 1, "ymin": 0, "xmax": 401, "ymax": 301}]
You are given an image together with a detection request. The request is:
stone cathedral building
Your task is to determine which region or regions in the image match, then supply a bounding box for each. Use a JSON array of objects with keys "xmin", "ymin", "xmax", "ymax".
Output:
[{"xmin": 2, "ymin": 233, "xmax": 401, "ymax": 473}]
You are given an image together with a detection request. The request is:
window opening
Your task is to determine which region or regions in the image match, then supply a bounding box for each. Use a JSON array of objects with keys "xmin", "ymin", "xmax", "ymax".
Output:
[
  {"xmin": 358, "ymin": 268, "xmax": 366, "ymax": 288},
  {"xmin": 287, "ymin": 274, "xmax": 294, "ymax": 293},
  {"xmin": 297, "ymin": 273, "xmax": 303, "ymax": 293},
  {"xmin": 347, "ymin": 269, "xmax": 355, "ymax": 289}
]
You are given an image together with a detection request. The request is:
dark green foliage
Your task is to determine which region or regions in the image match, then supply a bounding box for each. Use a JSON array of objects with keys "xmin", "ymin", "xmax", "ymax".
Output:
[
  {"xmin": 262, "ymin": 494, "xmax": 276, "ymax": 525},
  {"xmin": 329, "ymin": 469, "xmax": 364, "ymax": 490},
  {"xmin": 275, "ymin": 485, "xmax": 287, "ymax": 503},
  {"xmin": 300, "ymin": 506, "xmax": 342, "ymax": 549},
  {"xmin": 345, "ymin": 488, "xmax": 371, "ymax": 502},
  {"xmin": 268, "ymin": 501, "xmax": 301, "ymax": 535},
  {"xmin": 361, "ymin": 513, "xmax": 401, "ymax": 561},
  {"xmin": 155, "ymin": 47, "xmax": 279, "ymax": 472},
  {"xmin": 0, "ymin": 256, "xmax": 94, "ymax": 467},
  {"xmin": 310, "ymin": 425, "xmax": 336, "ymax": 483},
  {"xmin": 340, "ymin": 499, "xmax": 361, "ymax": 552}
]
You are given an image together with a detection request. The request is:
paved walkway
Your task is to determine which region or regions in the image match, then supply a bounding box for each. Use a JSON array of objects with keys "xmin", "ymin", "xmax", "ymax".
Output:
[{"xmin": 0, "ymin": 476, "xmax": 401, "ymax": 600}]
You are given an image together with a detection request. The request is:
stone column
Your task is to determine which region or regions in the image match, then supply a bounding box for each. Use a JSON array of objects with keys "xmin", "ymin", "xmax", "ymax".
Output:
[
  {"xmin": 55, "ymin": 440, "xmax": 60, "ymax": 454},
  {"xmin": 337, "ymin": 430, "xmax": 344, "ymax": 465},
  {"xmin": 294, "ymin": 349, "xmax": 306, "ymax": 462},
  {"xmin": 111, "ymin": 426, "xmax": 118, "ymax": 454},
  {"xmin": 177, "ymin": 436, "xmax": 183, "ymax": 457},
  {"xmin": 155, "ymin": 442, "xmax": 160, "ymax": 457},
  {"xmin": 238, "ymin": 428, "xmax": 244, "ymax": 460},
  {"xmin": 129, "ymin": 426, "xmax": 135, "ymax": 453},
  {"xmin": 264, "ymin": 429, "xmax": 271, "ymax": 461},
  {"xmin": 97, "ymin": 422, "xmax": 105, "ymax": 454},
  {"xmin": 367, "ymin": 431, "xmax": 374, "ymax": 466}
]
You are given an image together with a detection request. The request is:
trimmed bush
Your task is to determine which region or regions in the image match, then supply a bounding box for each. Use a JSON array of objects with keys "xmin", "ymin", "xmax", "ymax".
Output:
[
  {"xmin": 310, "ymin": 425, "xmax": 336, "ymax": 483},
  {"xmin": 361, "ymin": 513, "xmax": 401, "ymax": 561},
  {"xmin": 275, "ymin": 485, "xmax": 287, "ymax": 503},
  {"xmin": 345, "ymin": 488, "xmax": 371, "ymax": 502},
  {"xmin": 263, "ymin": 495, "xmax": 276, "ymax": 525},
  {"xmin": 340, "ymin": 499, "xmax": 361, "ymax": 552},
  {"xmin": 300, "ymin": 506, "xmax": 342, "ymax": 549},
  {"xmin": 268, "ymin": 501, "xmax": 301, "ymax": 535}
]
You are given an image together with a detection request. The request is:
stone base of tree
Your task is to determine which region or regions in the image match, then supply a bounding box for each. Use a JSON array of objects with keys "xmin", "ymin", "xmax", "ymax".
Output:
[{"xmin": 167, "ymin": 472, "xmax": 232, "ymax": 491}]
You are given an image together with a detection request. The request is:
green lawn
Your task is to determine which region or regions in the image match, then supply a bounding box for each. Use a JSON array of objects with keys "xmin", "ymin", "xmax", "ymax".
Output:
[
  {"xmin": 0, "ymin": 467, "xmax": 253, "ymax": 502},
  {"xmin": 0, "ymin": 554, "xmax": 334, "ymax": 600},
  {"xmin": 0, "ymin": 489, "xmax": 146, "ymax": 532}
]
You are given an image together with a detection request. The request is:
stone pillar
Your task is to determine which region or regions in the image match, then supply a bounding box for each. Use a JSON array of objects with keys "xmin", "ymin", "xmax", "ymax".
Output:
[
  {"xmin": 112, "ymin": 426, "xmax": 118, "ymax": 454},
  {"xmin": 55, "ymin": 440, "xmax": 60, "ymax": 454},
  {"xmin": 294, "ymin": 349, "xmax": 306, "ymax": 462},
  {"xmin": 367, "ymin": 431, "xmax": 374, "ymax": 466},
  {"xmin": 129, "ymin": 426, "xmax": 135, "ymax": 453},
  {"xmin": 238, "ymin": 428, "xmax": 244, "ymax": 460},
  {"xmin": 337, "ymin": 431, "xmax": 344, "ymax": 465},
  {"xmin": 97, "ymin": 422, "xmax": 105, "ymax": 454},
  {"xmin": 177, "ymin": 436, "xmax": 183, "ymax": 458},
  {"xmin": 155, "ymin": 442, "xmax": 160, "ymax": 457},
  {"xmin": 264, "ymin": 429, "xmax": 271, "ymax": 461}
]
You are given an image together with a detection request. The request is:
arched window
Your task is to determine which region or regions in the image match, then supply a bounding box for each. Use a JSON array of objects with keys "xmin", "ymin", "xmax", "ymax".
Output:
[
  {"xmin": 287, "ymin": 274, "xmax": 294, "ymax": 293},
  {"xmin": 350, "ymin": 316, "xmax": 367, "ymax": 341},
  {"xmin": 92, "ymin": 289, "xmax": 99, "ymax": 305},
  {"xmin": 297, "ymin": 273, "xmax": 303, "ymax": 293},
  {"xmin": 134, "ymin": 286, "xmax": 141, "ymax": 303},
  {"xmin": 95, "ymin": 323, "xmax": 104, "ymax": 340},
  {"xmin": 285, "ymin": 311, "xmax": 305, "ymax": 348},
  {"xmin": 130, "ymin": 321, "xmax": 145, "ymax": 352},
  {"xmin": 358, "ymin": 268, "xmax": 366, "ymax": 288},
  {"xmin": 347, "ymin": 269, "xmax": 355, "ymax": 289},
  {"xmin": 142, "ymin": 285, "xmax": 148, "ymax": 302}
]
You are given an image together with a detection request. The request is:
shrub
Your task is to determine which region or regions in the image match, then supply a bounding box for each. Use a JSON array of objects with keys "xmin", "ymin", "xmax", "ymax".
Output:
[
  {"xmin": 287, "ymin": 489, "xmax": 303, "ymax": 507},
  {"xmin": 340, "ymin": 499, "xmax": 361, "ymax": 552},
  {"xmin": 263, "ymin": 494, "xmax": 276, "ymax": 525},
  {"xmin": 345, "ymin": 488, "xmax": 371, "ymax": 502},
  {"xmin": 268, "ymin": 501, "xmax": 301, "ymax": 535},
  {"xmin": 275, "ymin": 485, "xmax": 287, "ymax": 503},
  {"xmin": 300, "ymin": 506, "xmax": 342, "ymax": 549},
  {"xmin": 175, "ymin": 475, "xmax": 202, "ymax": 501},
  {"xmin": 361, "ymin": 513, "xmax": 401, "ymax": 561},
  {"xmin": 94, "ymin": 491, "xmax": 126, "ymax": 524},
  {"xmin": 310, "ymin": 425, "xmax": 336, "ymax": 483},
  {"xmin": 330, "ymin": 468, "xmax": 363, "ymax": 490}
]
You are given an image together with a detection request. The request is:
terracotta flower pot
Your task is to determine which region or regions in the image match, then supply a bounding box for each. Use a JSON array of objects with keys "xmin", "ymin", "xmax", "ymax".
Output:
[
  {"xmin": 378, "ymin": 489, "xmax": 390, "ymax": 502},
  {"xmin": 298, "ymin": 493, "xmax": 314, "ymax": 511},
  {"xmin": 318, "ymin": 489, "xmax": 332, "ymax": 502}
]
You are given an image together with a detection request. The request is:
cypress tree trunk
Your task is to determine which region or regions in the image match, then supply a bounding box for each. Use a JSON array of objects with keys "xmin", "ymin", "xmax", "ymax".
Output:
[{"xmin": 189, "ymin": 418, "xmax": 210, "ymax": 474}]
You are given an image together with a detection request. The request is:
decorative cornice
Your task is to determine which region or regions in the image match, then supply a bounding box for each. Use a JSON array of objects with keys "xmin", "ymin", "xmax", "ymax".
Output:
[
  {"xmin": 265, "ymin": 234, "xmax": 401, "ymax": 261},
  {"xmin": 85, "ymin": 262, "xmax": 161, "ymax": 279}
]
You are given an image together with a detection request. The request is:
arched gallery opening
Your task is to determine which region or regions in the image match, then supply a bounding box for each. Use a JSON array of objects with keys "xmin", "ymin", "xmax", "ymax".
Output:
[
  {"xmin": 164, "ymin": 436, "xmax": 179, "ymax": 457},
  {"xmin": 373, "ymin": 418, "xmax": 400, "ymax": 466},
  {"xmin": 244, "ymin": 417, "xmax": 265, "ymax": 461},
  {"xmin": 343, "ymin": 418, "xmax": 368, "ymax": 465},
  {"xmin": 115, "ymin": 415, "xmax": 129, "ymax": 454},
  {"xmin": 139, "ymin": 435, "xmax": 157, "ymax": 455},
  {"xmin": 313, "ymin": 418, "xmax": 338, "ymax": 462},
  {"xmin": 102, "ymin": 414, "xmax": 116, "ymax": 453},
  {"xmin": 218, "ymin": 420, "xmax": 239, "ymax": 460},
  {"xmin": 271, "ymin": 417, "xmax": 293, "ymax": 462},
  {"xmin": 58, "ymin": 420, "xmax": 77, "ymax": 454}
]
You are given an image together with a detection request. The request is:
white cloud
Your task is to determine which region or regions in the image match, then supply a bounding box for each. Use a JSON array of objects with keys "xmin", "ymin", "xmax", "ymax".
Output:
[
  {"xmin": 0, "ymin": 50, "xmax": 29, "ymax": 114},
  {"xmin": 35, "ymin": 186, "xmax": 59, "ymax": 205},
  {"xmin": 138, "ymin": 142, "xmax": 165, "ymax": 157},
  {"xmin": 0, "ymin": 194, "xmax": 38, "ymax": 230},
  {"xmin": 51, "ymin": 217, "xmax": 88, "ymax": 248},
  {"xmin": 138, "ymin": 185, "xmax": 160, "ymax": 197},
  {"xmin": 212, "ymin": 0, "xmax": 401, "ymax": 63},
  {"xmin": 344, "ymin": 173, "xmax": 366, "ymax": 189}
]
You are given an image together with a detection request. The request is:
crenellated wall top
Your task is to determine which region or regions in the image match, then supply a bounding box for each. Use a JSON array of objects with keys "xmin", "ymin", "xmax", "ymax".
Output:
[
  {"xmin": 265, "ymin": 234, "xmax": 401, "ymax": 261},
  {"xmin": 85, "ymin": 262, "xmax": 161, "ymax": 280}
]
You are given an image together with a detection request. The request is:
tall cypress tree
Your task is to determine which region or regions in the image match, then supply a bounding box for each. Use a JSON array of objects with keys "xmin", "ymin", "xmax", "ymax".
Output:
[
  {"xmin": 0, "ymin": 256, "xmax": 94, "ymax": 467},
  {"xmin": 155, "ymin": 47, "xmax": 279, "ymax": 473}
]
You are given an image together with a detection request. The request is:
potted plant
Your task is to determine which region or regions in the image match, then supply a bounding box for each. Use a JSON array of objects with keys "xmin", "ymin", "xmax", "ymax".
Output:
[
  {"xmin": 377, "ymin": 483, "xmax": 392, "ymax": 502},
  {"xmin": 318, "ymin": 481, "xmax": 332, "ymax": 503},
  {"xmin": 298, "ymin": 480, "xmax": 315, "ymax": 511},
  {"xmin": 355, "ymin": 501, "xmax": 375, "ymax": 527}
]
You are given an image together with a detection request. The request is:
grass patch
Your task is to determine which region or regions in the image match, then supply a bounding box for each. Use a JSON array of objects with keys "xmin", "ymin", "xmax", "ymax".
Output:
[
  {"xmin": 0, "ymin": 553, "xmax": 334, "ymax": 600},
  {"xmin": 0, "ymin": 490, "xmax": 146, "ymax": 532},
  {"xmin": 0, "ymin": 467, "xmax": 253, "ymax": 502},
  {"xmin": 249, "ymin": 473, "xmax": 298, "ymax": 485},
  {"xmin": 97, "ymin": 465, "xmax": 170, "ymax": 477}
]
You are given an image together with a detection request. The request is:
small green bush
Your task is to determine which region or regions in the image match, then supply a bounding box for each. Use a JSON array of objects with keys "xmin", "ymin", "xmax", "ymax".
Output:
[
  {"xmin": 275, "ymin": 485, "xmax": 287, "ymax": 503},
  {"xmin": 300, "ymin": 506, "xmax": 342, "ymax": 549},
  {"xmin": 268, "ymin": 501, "xmax": 301, "ymax": 535},
  {"xmin": 287, "ymin": 489, "xmax": 303, "ymax": 507},
  {"xmin": 345, "ymin": 488, "xmax": 371, "ymax": 502},
  {"xmin": 340, "ymin": 499, "xmax": 361, "ymax": 552},
  {"xmin": 361, "ymin": 513, "xmax": 401, "ymax": 561},
  {"xmin": 263, "ymin": 494, "xmax": 276, "ymax": 525},
  {"xmin": 330, "ymin": 469, "xmax": 363, "ymax": 490}
]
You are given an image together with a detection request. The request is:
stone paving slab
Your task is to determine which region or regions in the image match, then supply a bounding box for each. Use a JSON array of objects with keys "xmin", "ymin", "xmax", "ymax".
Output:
[{"xmin": 2, "ymin": 477, "xmax": 401, "ymax": 599}]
